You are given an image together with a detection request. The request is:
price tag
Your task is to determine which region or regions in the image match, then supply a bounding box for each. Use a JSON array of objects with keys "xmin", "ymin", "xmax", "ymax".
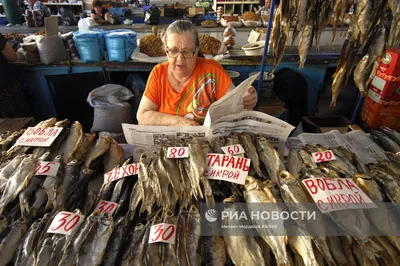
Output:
[
  {"xmin": 221, "ymin": 144, "xmax": 245, "ymax": 156},
  {"xmin": 312, "ymin": 150, "xmax": 336, "ymax": 163},
  {"xmin": 47, "ymin": 211, "xmax": 84, "ymax": 235},
  {"xmin": 302, "ymin": 177, "xmax": 376, "ymax": 213},
  {"xmin": 15, "ymin": 127, "xmax": 63, "ymax": 147},
  {"xmin": 148, "ymin": 223, "xmax": 176, "ymax": 244},
  {"xmin": 206, "ymin": 153, "xmax": 251, "ymax": 185},
  {"xmin": 34, "ymin": 161, "xmax": 60, "ymax": 176},
  {"xmin": 103, "ymin": 163, "xmax": 139, "ymax": 184},
  {"xmin": 396, "ymin": 152, "xmax": 400, "ymax": 156},
  {"xmin": 94, "ymin": 200, "xmax": 119, "ymax": 215},
  {"xmin": 167, "ymin": 147, "xmax": 189, "ymax": 158}
]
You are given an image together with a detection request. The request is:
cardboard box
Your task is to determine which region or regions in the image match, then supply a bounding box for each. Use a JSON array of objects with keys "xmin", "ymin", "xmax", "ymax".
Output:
[
  {"xmin": 360, "ymin": 96, "xmax": 400, "ymax": 131},
  {"xmin": 301, "ymin": 116, "xmax": 351, "ymax": 134},
  {"xmin": 368, "ymin": 79, "xmax": 400, "ymax": 103},
  {"xmin": 378, "ymin": 48, "xmax": 400, "ymax": 77},
  {"xmin": 189, "ymin": 7, "xmax": 205, "ymax": 16}
]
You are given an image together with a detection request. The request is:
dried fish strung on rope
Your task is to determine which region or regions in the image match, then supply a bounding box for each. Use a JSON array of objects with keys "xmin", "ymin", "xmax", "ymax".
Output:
[
  {"xmin": 199, "ymin": 34, "xmax": 221, "ymax": 55},
  {"xmin": 330, "ymin": 0, "xmax": 396, "ymax": 107}
]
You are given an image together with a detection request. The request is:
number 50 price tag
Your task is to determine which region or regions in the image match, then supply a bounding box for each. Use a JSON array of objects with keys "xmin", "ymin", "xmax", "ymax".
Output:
[
  {"xmin": 149, "ymin": 223, "xmax": 176, "ymax": 244},
  {"xmin": 47, "ymin": 211, "xmax": 84, "ymax": 235},
  {"xmin": 312, "ymin": 150, "xmax": 336, "ymax": 163}
]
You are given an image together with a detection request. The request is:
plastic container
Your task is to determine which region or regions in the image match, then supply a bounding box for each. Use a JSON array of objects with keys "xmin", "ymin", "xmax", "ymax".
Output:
[
  {"xmin": 104, "ymin": 30, "xmax": 137, "ymax": 62},
  {"xmin": 73, "ymin": 29, "xmax": 105, "ymax": 63}
]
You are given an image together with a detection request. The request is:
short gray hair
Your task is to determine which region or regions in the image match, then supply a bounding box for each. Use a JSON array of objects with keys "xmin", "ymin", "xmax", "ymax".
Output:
[{"xmin": 161, "ymin": 20, "xmax": 200, "ymax": 50}]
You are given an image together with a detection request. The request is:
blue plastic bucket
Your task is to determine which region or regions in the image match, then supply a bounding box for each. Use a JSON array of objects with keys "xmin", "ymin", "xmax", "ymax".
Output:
[
  {"xmin": 73, "ymin": 29, "xmax": 105, "ymax": 63},
  {"xmin": 104, "ymin": 30, "xmax": 137, "ymax": 62}
]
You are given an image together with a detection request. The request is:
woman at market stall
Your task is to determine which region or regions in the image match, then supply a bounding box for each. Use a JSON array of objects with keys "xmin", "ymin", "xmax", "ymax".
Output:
[
  {"xmin": 137, "ymin": 20, "xmax": 258, "ymax": 126},
  {"xmin": 257, "ymin": 0, "xmax": 279, "ymax": 17},
  {"xmin": 0, "ymin": 34, "xmax": 29, "ymax": 118},
  {"xmin": 26, "ymin": 0, "xmax": 51, "ymax": 17},
  {"xmin": 91, "ymin": 0, "xmax": 110, "ymax": 24}
]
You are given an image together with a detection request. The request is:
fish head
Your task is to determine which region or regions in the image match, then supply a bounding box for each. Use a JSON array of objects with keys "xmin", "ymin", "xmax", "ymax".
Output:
[
  {"xmin": 244, "ymin": 176, "xmax": 259, "ymax": 191},
  {"xmin": 371, "ymin": 169, "xmax": 394, "ymax": 182},
  {"xmin": 222, "ymin": 194, "xmax": 239, "ymax": 203},
  {"xmin": 189, "ymin": 205, "xmax": 200, "ymax": 218},
  {"xmin": 279, "ymin": 170, "xmax": 297, "ymax": 185}
]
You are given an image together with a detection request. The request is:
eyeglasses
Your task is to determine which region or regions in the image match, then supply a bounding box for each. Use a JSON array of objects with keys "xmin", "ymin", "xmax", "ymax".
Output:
[{"xmin": 166, "ymin": 47, "xmax": 196, "ymax": 58}]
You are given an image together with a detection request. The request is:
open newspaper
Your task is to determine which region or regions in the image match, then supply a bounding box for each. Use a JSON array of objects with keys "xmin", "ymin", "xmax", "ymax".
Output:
[
  {"xmin": 122, "ymin": 73, "xmax": 295, "ymax": 157},
  {"xmin": 286, "ymin": 130, "xmax": 386, "ymax": 164}
]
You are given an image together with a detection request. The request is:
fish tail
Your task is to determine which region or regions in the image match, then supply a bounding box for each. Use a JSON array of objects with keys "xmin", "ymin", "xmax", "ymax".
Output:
[{"xmin": 314, "ymin": 238, "xmax": 337, "ymax": 266}]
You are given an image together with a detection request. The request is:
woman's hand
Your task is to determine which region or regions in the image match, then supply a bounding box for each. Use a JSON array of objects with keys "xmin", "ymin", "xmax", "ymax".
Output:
[
  {"xmin": 177, "ymin": 117, "xmax": 200, "ymax": 126},
  {"xmin": 243, "ymin": 86, "xmax": 258, "ymax": 110}
]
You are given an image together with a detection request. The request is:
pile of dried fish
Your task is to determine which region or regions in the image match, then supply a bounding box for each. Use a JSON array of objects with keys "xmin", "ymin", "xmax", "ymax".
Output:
[
  {"xmin": 1, "ymin": 122, "xmax": 400, "ymax": 265},
  {"xmin": 331, "ymin": 0, "xmax": 400, "ymax": 106}
]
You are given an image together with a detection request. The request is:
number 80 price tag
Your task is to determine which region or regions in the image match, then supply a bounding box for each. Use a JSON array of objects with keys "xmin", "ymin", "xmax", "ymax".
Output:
[
  {"xmin": 149, "ymin": 223, "xmax": 176, "ymax": 244},
  {"xmin": 167, "ymin": 147, "xmax": 189, "ymax": 158},
  {"xmin": 47, "ymin": 211, "xmax": 84, "ymax": 235}
]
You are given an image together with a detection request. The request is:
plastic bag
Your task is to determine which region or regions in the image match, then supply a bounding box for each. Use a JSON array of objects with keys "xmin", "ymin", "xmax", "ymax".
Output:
[
  {"xmin": 36, "ymin": 35, "xmax": 68, "ymax": 64},
  {"xmin": 87, "ymin": 84, "xmax": 134, "ymax": 108}
]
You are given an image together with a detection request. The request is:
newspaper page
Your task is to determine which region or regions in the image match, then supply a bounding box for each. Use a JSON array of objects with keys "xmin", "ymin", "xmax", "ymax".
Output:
[
  {"xmin": 122, "ymin": 124, "xmax": 207, "ymax": 147},
  {"xmin": 294, "ymin": 129, "xmax": 386, "ymax": 164},
  {"xmin": 207, "ymin": 111, "xmax": 295, "ymax": 156},
  {"xmin": 343, "ymin": 130, "xmax": 387, "ymax": 164},
  {"xmin": 203, "ymin": 73, "xmax": 259, "ymax": 126}
]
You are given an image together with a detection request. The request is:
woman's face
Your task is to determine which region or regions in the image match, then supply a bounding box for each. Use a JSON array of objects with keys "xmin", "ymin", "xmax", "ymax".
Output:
[
  {"xmin": 94, "ymin": 6, "xmax": 102, "ymax": 14},
  {"xmin": 166, "ymin": 32, "xmax": 198, "ymax": 78},
  {"xmin": 265, "ymin": 0, "xmax": 271, "ymax": 7},
  {"xmin": 28, "ymin": 0, "xmax": 36, "ymax": 6}
]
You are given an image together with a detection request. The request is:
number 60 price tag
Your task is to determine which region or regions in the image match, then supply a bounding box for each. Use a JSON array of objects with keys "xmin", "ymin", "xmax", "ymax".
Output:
[
  {"xmin": 149, "ymin": 223, "xmax": 176, "ymax": 244},
  {"xmin": 47, "ymin": 211, "xmax": 84, "ymax": 235}
]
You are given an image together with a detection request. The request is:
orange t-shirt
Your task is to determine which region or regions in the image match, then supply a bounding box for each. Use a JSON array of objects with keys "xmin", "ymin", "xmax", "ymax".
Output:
[{"xmin": 144, "ymin": 58, "xmax": 232, "ymax": 124}]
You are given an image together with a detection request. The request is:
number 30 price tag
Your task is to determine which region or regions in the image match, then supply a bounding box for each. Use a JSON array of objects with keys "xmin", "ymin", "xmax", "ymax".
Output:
[
  {"xmin": 312, "ymin": 150, "xmax": 336, "ymax": 163},
  {"xmin": 167, "ymin": 147, "xmax": 189, "ymax": 158},
  {"xmin": 149, "ymin": 223, "xmax": 176, "ymax": 244},
  {"xmin": 94, "ymin": 200, "xmax": 119, "ymax": 215},
  {"xmin": 47, "ymin": 211, "xmax": 84, "ymax": 235},
  {"xmin": 221, "ymin": 144, "xmax": 245, "ymax": 156},
  {"xmin": 34, "ymin": 161, "xmax": 60, "ymax": 176}
]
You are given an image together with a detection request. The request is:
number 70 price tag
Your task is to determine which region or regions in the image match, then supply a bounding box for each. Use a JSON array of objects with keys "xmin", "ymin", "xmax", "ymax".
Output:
[
  {"xmin": 47, "ymin": 211, "xmax": 84, "ymax": 235},
  {"xmin": 149, "ymin": 223, "xmax": 176, "ymax": 244}
]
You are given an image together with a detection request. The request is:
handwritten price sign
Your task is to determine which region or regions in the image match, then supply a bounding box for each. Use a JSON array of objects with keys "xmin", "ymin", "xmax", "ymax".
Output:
[
  {"xmin": 221, "ymin": 144, "xmax": 245, "ymax": 156},
  {"xmin": 396, "ymin": 152, "xmax": 400, "ymax": 156},
  {"xmin": 94, "ymin": 200, "xmax": 119, "ymax": 215},
  {"xmin": 312, "ymin": 150, "xmax": 336, "ymax": 163},
  {"xmin": 34, "ymin": 161, "xmax": 60, "ymax": 176},
  {"xmin": 104, "ymin": 163, "xmax": 139, "ymax": 184},
  {"xmin": 167, "ymin": 147, "xmax": 189, "ymax": 158},
  {"xmin": 47, "ymin": 211, "xmax": 84, "ymax": 235},
  {"xmin": 16, "ymin": 127, "xmax": 63, "ymax": 147},
  {"xmin": 148, "ymin": 223, "xmax": 176, "ymax": 244}
]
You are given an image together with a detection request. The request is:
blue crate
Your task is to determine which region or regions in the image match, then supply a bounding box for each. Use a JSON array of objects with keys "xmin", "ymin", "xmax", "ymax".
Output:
[
  {"xmin": 73, "ymin": 29, "xmax": 105, "ymax": 63},
  {"xmin": 104, "ymin": 29, "xmax": 137, "ymax": 63}
]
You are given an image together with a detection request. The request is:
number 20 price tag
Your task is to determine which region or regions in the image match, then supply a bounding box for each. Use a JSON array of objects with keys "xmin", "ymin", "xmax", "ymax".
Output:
[
  {"xmin": 47, "ymin": 211, "xmax": 84, "ymax": 236},
  {"xmin": 149, "ymin": 223, "xmax": 176, "ymax": 244},
  {"xmin": 312, "ymin": 150, "xmax": 336, "ymax": 163},
  {"xmin": 221, "ymin": 144, "xmax": 245, "ymax": 156},
  {"xmin": 94, "ymin": 200, "xmax": 119, "ymax": 215},
  {"xmin": 34, "ymin": 161, "xmax": 60, "ymax": 176},
  {"xmin": 167, "ymin": 147, "xmax": 189, "ymax": 158}
]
